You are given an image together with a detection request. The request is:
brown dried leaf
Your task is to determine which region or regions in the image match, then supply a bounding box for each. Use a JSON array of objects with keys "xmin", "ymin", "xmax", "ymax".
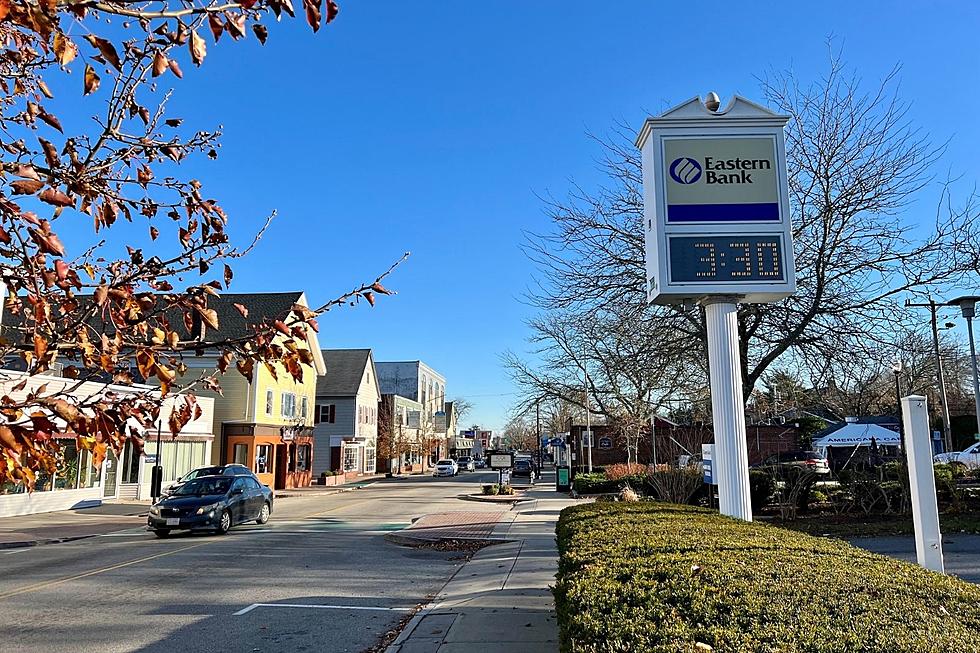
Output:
[
  {"xmin": 363, "ymin": 291, "xmax": 376, "ymax": 306},
  {"xmin": 152, "ymin": 51, "xmax": 169, "ymax": 77},
  {"xmin": 169, "ymin": 59, "xmax": 184, "ymax": 79},
  {"xmin": 233, "ymin": 303, "xmax": 248, "ymax": 318},
  {"xmin": 10, "ymin": 179, "xmax": 43, "ymax": 195},
  {"xmin": 189, "ymin": 30, "xmax": 207, "ymax": 66},
  {"xmin": 208, "ymin": 13, "xmax": 224, "ymax": 42},
  {"xmin": 54, "ymin": 33, "xmax": 77, "ymax": 68},
  {"xmin": 303, "ymin": 0, "xmax": 322, "ymax": 32},
  {"xmin": 83, "ymin": 64, "xmax": 100, "ymax": 95},
  {"xmin": 223, "ymin": 264, "xmax": 233, "ymax": 288},
  {"xmin": 39, "ymin": 188, "xmax": 74, "ymax": 207},
  {"xmin": 38, "ymin": 109, "xmax": 63, "ymax": 133},
  {"xmin": 85, "ymin": 35, "xmax": 122, "ymax": 71},
  {"xmin": 252, "ymin": 24, "xmax": 268, "ymax": 45}
]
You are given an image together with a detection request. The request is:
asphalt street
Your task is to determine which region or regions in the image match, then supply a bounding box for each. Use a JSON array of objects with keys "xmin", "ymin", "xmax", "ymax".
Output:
[{"xmin": 0, "ymin": 471, "xmax": 503, "ymax": 653}]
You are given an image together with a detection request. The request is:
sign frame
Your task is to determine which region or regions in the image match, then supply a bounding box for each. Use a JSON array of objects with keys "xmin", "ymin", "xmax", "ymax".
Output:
[
  {"xmin": 488, "ymin": 452, "xmax": 514, "ymax": 470},
  {"xmin": 636, "ymin": 97, "xmax": 796, "ymax": 305}
]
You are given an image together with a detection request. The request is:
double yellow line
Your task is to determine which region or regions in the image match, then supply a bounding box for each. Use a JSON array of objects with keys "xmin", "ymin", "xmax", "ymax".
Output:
[{"xmin": 0, "ymin": 541, "xmax": 214, "ymax": 600}]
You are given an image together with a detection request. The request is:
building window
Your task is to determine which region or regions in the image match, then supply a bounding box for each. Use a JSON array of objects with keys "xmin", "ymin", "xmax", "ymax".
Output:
[
  {"xmin": 316, "ymin": 404, "xmax": 335, "ymax": 424},
  {"xmin": 121, "ymin": 441, "xmax": 141, "ymax": 484},
  {"xmin": 598, "ymin": 437, "xmax": 613, "ymax": 450},
  {"xmin": 343, "ymin": 446, "xmax": 358, "ymax": 472},
  {"xmin": 364, "ymin": 447, "xmax": 376, "ymax": 474},
  {"xmin": 233, "ymin": 443, "xmax": 248, "ymax": 465},
  {"xmin": 255, "ymin": 444, "xmax": 271, "ymax": 474},
  {"xmin": 300, "ymin": 397, "xmax": 308, "ymax": 420},
  {"xmin": 265, "ymin": 390, "xmax": 274, "ymax": 415},
  {"xmin": 281, "ymin": 393, "xmax": 296, "ymax": 418},
  {"xmin": 296, "ymin": 444, "xmax": 311, "ymax": 472}
]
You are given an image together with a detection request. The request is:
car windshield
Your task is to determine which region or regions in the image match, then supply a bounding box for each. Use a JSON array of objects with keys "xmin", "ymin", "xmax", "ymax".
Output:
[
  {"xmin": 514, "ymin": 460, "xmax": 530, "ymax": 469},
  {"xmin": 437, "ymin": 460, "xmax": 454, "ymax": 465},
  {"xmin": 184, "ymin": 467, "xmax": 219, "ymax": 481},
  {"xmin": 172, "ymin": 477, "xmax": 232, "ymax": 496}
]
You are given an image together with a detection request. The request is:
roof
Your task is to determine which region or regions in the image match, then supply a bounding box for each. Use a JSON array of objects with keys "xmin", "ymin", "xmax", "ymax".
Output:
[
  {"xmin": 813, "ymin": 415, "xmax": 899, "ymax": 440},
  {"xmin": 1, "ymin": 290, "xmax": 326, "ymax": 375},
  {"xmin": 812, "ymin": 423, "xmax": 901, "ymax": 448},
  {"xmin": 317, "ymin": 349, "xmax": 373, "ymax": 396}
]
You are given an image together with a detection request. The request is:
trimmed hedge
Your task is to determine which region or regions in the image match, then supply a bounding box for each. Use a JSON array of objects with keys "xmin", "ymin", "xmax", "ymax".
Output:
[{"xmin": 555, "ymin": 503, "xmax": 980, "ymax": 652}]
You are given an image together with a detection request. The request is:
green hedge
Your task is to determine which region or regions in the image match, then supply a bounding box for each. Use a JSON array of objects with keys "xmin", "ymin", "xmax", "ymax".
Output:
[{"xmin": 554, "ymin": 503, "xmax": 980, "ymax": 652}]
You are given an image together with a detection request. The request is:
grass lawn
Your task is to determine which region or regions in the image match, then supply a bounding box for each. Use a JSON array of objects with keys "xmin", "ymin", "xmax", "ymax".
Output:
[{"xmin": 772, "ymin": 511, "xmax": 980, "ymax": 538}]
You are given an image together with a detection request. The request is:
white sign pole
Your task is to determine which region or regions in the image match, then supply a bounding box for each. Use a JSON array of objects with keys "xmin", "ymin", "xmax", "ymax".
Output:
[
  {"xmin": 705, "ymin": 299, "xmax": 752, "ymax": 521},
  {"xmin": 902, "ymin": 394, "xmax": 944, "ymax": 573}
]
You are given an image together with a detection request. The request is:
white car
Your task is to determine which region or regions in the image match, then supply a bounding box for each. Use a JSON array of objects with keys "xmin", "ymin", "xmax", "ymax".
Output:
[
  {"xmin": 934, "ymin": 442, "xmax": 980, "ymax": 470},
  {"xmin": 433, "ymin": 459, "xmax": 458, "ymax": 477}
]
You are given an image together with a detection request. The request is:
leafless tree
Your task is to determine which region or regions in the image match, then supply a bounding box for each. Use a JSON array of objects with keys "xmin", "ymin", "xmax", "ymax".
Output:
[{"xmin": 511, "ymin": 51, "xmax": 980, "ymax": 429}]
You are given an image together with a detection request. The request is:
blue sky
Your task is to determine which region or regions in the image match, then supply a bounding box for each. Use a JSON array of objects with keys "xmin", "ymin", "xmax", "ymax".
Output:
[{"xmin": 60, "ymin": 1, "xmax": 980, "ymax": 432}]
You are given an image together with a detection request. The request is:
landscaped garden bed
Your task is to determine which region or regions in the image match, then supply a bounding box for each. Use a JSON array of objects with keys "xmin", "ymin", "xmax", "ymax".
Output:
[{"xmin": 555, "ymin": 502, "xmax": 980, "ymax": 652}]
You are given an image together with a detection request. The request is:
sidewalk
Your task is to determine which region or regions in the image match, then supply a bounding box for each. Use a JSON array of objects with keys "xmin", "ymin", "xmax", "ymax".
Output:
[
  {"xmin": 0, "ymin": 502, "xmax": 148, "ymax": 549},
  {"xmin": 387, "ymin": 471, "xmax": 583, "ymax": 652}
]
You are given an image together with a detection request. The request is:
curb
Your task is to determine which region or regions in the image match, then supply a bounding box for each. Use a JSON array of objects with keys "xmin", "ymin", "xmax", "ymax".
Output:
[
  {"xmin": 383, "ymin": 531, "xmax": 514, "ymax": 548},
  {"xmin": 0, "ymin": 532, "xmax": 102, "ymax": 550},
  {"xmin": 456, "ymin": 494, "xmax": 533, "ymax": 505}
]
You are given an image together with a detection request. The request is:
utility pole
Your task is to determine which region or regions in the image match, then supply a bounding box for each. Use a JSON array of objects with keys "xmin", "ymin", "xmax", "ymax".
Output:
[
  {"xmin": 950, "ymin": 296, "xmax": 980, "ymax": 445},
  {"xmin": 649, "ymin": 399, "xmax": 658, "ymax": 467},
  {"xmin": 585, "ymin": 368, "xmax": 593, "ymax": 473},
  {"xmin": 906, "ymin": 298, "xmax": 953, "ymax": 452},
  {"xmin": 535, "ymin": 398, "xmax": 542, "ymax": 478}
]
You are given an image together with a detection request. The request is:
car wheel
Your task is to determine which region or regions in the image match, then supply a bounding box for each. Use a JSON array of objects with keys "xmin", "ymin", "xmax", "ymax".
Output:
[
  {"xmin": 215, "ymin": 509, "xmax": 232, "ymax": 535},
  {"xmin": 153, "ymin": 529, "xmax": 170, "ymax": 538},
  {"xmin": 255, "ymin": 502, "xmax": 271, "ymax": 525}
]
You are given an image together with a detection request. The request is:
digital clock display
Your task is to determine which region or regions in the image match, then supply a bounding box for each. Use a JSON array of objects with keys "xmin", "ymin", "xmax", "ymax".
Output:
[{"xmin": 668, "ymin": 235, "xmax": 785, "ymax": 283}]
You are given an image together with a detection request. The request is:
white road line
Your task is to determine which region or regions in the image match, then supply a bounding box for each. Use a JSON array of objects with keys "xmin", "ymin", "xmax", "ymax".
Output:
[
  {"xmin": 233, "ymin": 602, "xmax": 414, "ymax": 616},
  {"xmin": 2, "ymin": 547, "xmax": 33, "ymax": 555}
]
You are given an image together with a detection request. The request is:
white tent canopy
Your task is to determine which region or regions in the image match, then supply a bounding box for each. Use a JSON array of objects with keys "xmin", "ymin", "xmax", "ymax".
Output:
[{"xmin": 812, "ymin": 422, "xmax": 900, "ymax": 448}]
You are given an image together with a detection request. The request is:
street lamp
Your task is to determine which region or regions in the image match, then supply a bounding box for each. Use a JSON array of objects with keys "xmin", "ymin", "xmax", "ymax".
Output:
[
  {"xmin": 948, "ymin": 295, "xmax": 980, "ymax": 443},
  {"xmin": 892, "ymin": 360, "xmax": 904, "ymax": 451}
]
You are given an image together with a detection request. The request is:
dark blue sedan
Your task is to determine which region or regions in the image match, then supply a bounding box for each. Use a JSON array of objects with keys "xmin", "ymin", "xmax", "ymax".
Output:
[{"xmin": 147, "ymin": 475, "xmax": 273, "ymax": 537}]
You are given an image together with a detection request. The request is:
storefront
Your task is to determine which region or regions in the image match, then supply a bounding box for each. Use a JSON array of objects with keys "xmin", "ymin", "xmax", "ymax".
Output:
[
  {"xmin": 224, "ymin": 424, "xmax": 314, "ymax": 490},
  {"xmin": 0, "ymin": 436, "xmax": 109, "ymax": 518}
]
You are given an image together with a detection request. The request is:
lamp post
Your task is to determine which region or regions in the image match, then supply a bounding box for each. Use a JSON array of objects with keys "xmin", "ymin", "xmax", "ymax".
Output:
[
  {"xmin": 906, "ymin": 298, "xmax": 954, "ymax": 453},
  {"xmin": 892, "ymin": 360, "xmax": 904, "ymax": 451},
  {"xmin": 949, "ymin": 295, "xmax": 980, "ymax": 443}
]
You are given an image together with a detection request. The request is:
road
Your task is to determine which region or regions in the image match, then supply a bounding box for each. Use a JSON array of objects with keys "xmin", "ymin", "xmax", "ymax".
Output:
[{"xmin": 0, "ymin": 471, "xmax": 503, "ymax": 653}]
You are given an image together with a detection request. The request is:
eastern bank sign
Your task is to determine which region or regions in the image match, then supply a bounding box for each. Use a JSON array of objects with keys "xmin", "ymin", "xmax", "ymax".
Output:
[
  {"xmin": 664, "ymin": 137, "xmax": 781, "ymax": 223},
  {"xmin": 636, "ymin": 96, "xmax": 796, "ymax": 305}
]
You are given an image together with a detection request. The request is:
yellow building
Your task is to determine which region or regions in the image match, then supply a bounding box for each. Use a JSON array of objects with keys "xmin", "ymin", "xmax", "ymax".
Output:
[{"xmin": 180, "ymin": 292, "xmax": 326, "ymax": 489}]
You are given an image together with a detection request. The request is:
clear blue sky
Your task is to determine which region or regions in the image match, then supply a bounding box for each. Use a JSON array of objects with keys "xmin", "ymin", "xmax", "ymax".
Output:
[{"xmin": 73, "ymin": 1, "xmax": 980, "ymax": 432}]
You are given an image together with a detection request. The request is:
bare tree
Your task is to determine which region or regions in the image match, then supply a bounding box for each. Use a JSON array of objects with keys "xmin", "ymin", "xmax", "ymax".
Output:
[{"xmin": 513, "ymin": 51, "xmax": 980, "ymax": 426}]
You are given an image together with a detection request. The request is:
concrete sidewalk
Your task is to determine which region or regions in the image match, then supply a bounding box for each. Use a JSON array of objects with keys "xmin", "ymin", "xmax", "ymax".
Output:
[
  {"xmin": 0, "ymin": 502, "xmax": 148, "ymax": 549},
  {"xmin": 387, "ymin": 472, "xmax": 582, "ymax": 653}
]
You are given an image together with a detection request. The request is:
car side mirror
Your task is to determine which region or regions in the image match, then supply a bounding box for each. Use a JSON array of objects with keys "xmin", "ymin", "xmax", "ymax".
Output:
[{"xmin": 231, "ymin": 487, "xmax": 244, "ymax": 495}]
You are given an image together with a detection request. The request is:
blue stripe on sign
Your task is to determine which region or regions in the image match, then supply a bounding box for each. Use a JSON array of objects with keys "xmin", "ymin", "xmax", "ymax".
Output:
[{"xmin": 667, "ymin": 203, "xmax": 780, "ymax": 222}]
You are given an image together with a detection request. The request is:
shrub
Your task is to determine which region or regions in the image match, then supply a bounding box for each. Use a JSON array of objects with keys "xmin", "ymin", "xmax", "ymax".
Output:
[
  {"xmin": 499, "ymin": 484, "xmax": 515, "ymax": 496},
  {"xmin": 605, "ymin": 463, "xmax": 647, "ymax": 481},
  {"xmin": 647, "ymin": 467, "xmax": 702, "ymax": 504},
  {"xmin": 571, "ymin": 472, "xmax": 614, "ymax": 494},
  {"xmin": 619, "ymin": 484, "xmax": 640, "ymax": 502},
  {"xmin": 482, "ymin": 484, "xmax": 499, "ymax": 496},
  {"xmin": 748, "ymin": 469, "xmax": 775, "ymax": 511},
  {"xmin": 554, "ymin": 502, "xmax": 980, "ymax": 652}
]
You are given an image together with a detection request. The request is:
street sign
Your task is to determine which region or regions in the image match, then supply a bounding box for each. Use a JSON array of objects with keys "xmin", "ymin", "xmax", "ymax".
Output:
[
  {"xmin": 488, "ymin": 452, "xmax": 513, "ymax": 470},
  {"xmin": 702, "ymin": 444, "xmax": 716, "ymax": 485},
  {"xmin": 144, "ymin": 454, "xmax": 158, "ymax": 464},
  {"xmin": 636, "ymin": 96, "xmax": 795, "ymax": 305},
  {"xmin": 636, "ymin": 94, "xmax": 795, "ymax": 523}
]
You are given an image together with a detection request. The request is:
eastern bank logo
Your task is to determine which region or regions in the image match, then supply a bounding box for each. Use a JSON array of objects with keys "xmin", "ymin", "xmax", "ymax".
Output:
[
  {"xmin": 668, "ymin": 157, "xmax": 702, "ymax": 185},
  {"xmin": 668, "ymin": 155, "xmax": 771, "ymax": 185}
]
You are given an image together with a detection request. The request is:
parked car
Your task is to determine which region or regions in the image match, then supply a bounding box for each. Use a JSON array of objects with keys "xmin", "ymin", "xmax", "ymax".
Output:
[
  {"xmin": 433, "ymin": 459, "xmax": 459, "ymax": 477},
  {"xmin": 512, "ymin": 458, "xmax": 534, "ymax": 480},
  {"xmin": 148, "ymin": 475, "xmax": 273, "ymax": 537},
  {"xmin": 164, "ymin": 463, "xmax": 256, "ymax": 496},
  {"xmin": 755, "ymin": 450, "xmax": 831, "ymax": 476},
  {"xmin": 456, "ymin": 456, "xmax": 475, "ymax": 472},
  {"xmin": 935, "ymin": 442, "xmax": 980, "ymax": 470},
  {"xmin": 474, "ymin": 458, "xmax": 487, "ymax": 469},
  {"xmin": 678, "ymin": 453, "xmax": 703, "ymax": 471}
]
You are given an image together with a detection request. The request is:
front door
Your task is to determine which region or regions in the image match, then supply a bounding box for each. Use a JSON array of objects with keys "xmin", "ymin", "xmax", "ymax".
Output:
[
  {"xmin": 102, "ymin": 450, "xmax": 118, "ymax": 498},
  {"xmin": 274, "ymin": 445, "xmax": 288, "ymax": 490}
]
